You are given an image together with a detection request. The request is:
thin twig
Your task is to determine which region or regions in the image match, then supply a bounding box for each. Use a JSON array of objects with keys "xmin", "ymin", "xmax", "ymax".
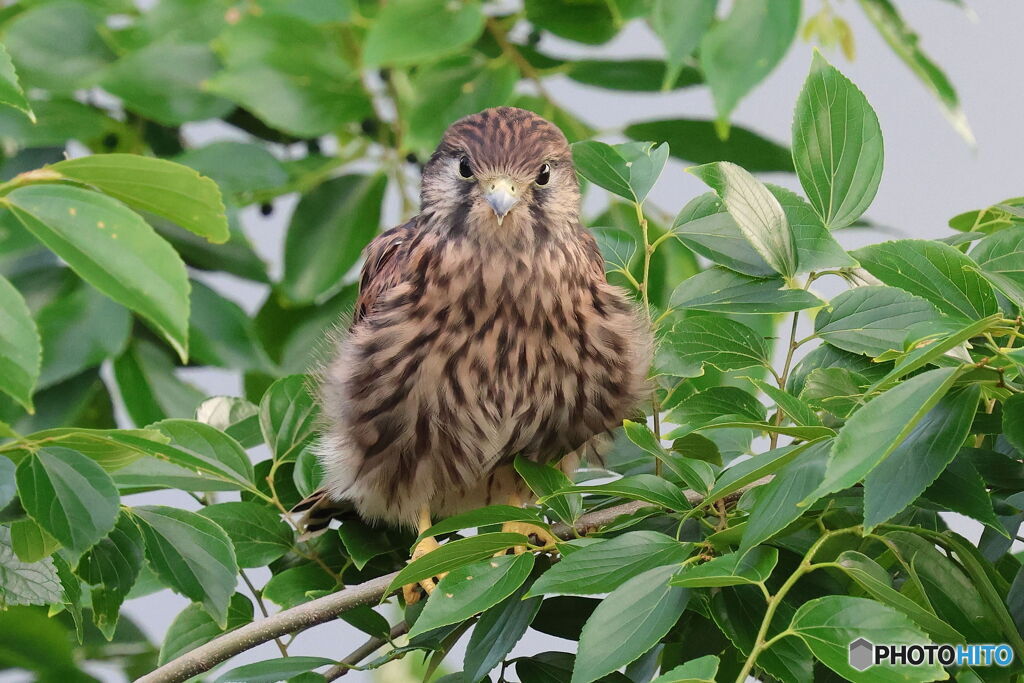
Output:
[
  {"xmin": 324, "ymin": 622, "xmax": 410, "ymax": 680},
  {"xmin": 139, "ymin": 482, "xmax": 768, "ymax": 683},
  {"xmin": 239, "ymin": 570, "xmax": 288, "ymax": 657}
]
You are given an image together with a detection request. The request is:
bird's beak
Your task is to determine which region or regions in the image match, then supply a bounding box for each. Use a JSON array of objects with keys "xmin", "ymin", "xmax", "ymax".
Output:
[{"xmin": 484, "ymin": 177, "xmax": 519, "ymax": 225}]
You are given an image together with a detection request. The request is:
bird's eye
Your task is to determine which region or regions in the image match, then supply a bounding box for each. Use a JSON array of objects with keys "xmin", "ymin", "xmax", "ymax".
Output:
[
  {"xmin": 536, "ymin": 163, "xmax": 551, "ymax": 186},
  {"xmin": 458, "ymin": 156, "xmax": 473, "ymax": 179}
]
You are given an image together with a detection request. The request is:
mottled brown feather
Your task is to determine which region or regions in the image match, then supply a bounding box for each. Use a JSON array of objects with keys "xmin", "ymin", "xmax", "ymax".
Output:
[{"xmin": 302, "ymin": 107, "xmax": 653, "ymax": 529}]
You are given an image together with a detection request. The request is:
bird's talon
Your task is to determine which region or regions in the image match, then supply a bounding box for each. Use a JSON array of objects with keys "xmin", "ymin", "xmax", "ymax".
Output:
[{"xmin": 500, "ymin": 521, "xmax": 558, "ymax": 553}]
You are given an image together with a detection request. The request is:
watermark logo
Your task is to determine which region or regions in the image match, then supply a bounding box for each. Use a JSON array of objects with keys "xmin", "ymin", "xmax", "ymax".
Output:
[{"xmin": 848, "ymin": 639, "xmax": 1014, "ymax": 671}]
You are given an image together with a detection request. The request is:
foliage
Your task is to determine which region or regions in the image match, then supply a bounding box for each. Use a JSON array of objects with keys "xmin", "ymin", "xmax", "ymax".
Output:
[{"xmin": 0, "ymin": 1, "xmax": 1016, "ymax": 683}]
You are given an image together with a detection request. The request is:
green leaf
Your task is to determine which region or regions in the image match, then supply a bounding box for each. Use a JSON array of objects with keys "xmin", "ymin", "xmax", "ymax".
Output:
[
  {"xmin": 793, "ymin": 52, "xmax": 884, "ymax": 229},
  {"xmin": 971, "ymin": 226, "xmax": 1024, "ymax": 309},
  {"xmin": 814, "ymin": 286, "xmax": 945, "ymax": 357},
  {"xmin": 670, "ymin": 268, "xmax": 823, "ymax": 314},
  {"xmin": 132, "ymin": 505, "xmax": 238, "ymax": 627},
  {"xmin": 571, "ymin": 141, "xmax": 633, "ymax": 201},
  {"xmin": 50, "ymin": 154, "xmax": 228, "ymax": 244},
  {"xmin": 1005, "ymin": 394, "xmax": 1024, "ymax": 453},
  {"xmin": 659, "ymin": 315, "xmax": 770, "ymax": 378},
  {"xmin": 159, "ymin": 593, "xmax": 253, "ymax": 665},
  {"xmin": 418, "ymin": 505, "xmax": 545, "ymax": 544},
  {"xmin": 626, "ymin": 119, "xmax": 792, "ymax": 172},
  {"xmin": 196, "ymin": 396, "xmax": 262, "ymax": 449},
  {"xmin": 789, "ymin": 596, "xmax": 946, "ymax": 681},
  {"xmin": 528, "ymin": 531, "xmax": 690, "ymax": 597},
  {"xmin": 650, "ymin": 655, "xmax": 719, "ymax": 683},
  {"xmin": 668, "ymin": 386, "xmax": 767, "ymax": 429},
  {"xmin": 589, "ymin": 226, "xmax": 637, "ymax": 273},
  {"xmin": 566, "ymin": 59, "xmax": 701, "ymax": 93},
  {"xmin": 672, "ymin": 547, "xmax": 778, "ymax": 588},
  {"xmin": 769, "ymin": 184, "xmax": 858, "ymax": 272},
  {"xmin": 0, "ymin": 43, "xmax": 32, "ymax": 121},
  {"xmin": 0, "ymin": 457, "xmax": 14, "ymax": 509},
  {"xmin": 5, "ymin": 184, "xmax": 191, "ymax": 361},
  {"xmin": 739, "ymin": 440, "xmax": 831, "ymax": 554},
  {"xmin": 710, "ymin": 438, "xmax": 831, "ymax": 503},
  {"xmin": 622, "ymin": 420, "xmax": 715, "ymax": 493},
  {"xmin": 852, "ymin": 239, "xmax": 998, "ymax": 322},
  {"xmin": 129, "ymin": 418, "xmax": 255, "ymax": 489},
  {"xmin": 858, "ymin": 0, "xmax": 973, "ymax": 144},
  {"xmin": 832, "ymin": 551, "xmax": 964, "ymax": 644},
  {"xmin": 404, "ymin": 56, "xmax": 519, "ymax": 154},
  {"xmin": 0, "ymin": 273, "xmax": 40, "ymax": 410},
  {"xmin": 805, "ymin": 367, "xmax": 963, "ymax": 504},
  {"xmin": 572, "ymin": 565, "xmax": 689, "ymax": 683},
  {"xmin": 409, "ymin": 553, "xmax": 534, "ymax": 637},
  {"xmin": 621, "ymin": 141, "xmax": 670, "ymax": 203},
  {"xmin": 648, "ymin": 0, "xmax": 716, "ymax": 90},
  {"xmin": 35, "ymin": 279, "xmax": 130, "ymax": 390},
  {"xmin": 76, "ymin": 512, "xmax": 144, "ymax": 638},
  {"xmin": 213, "ymin": 657, "xmax": 335, "ymax": 683},
  {"xmin": 386, "ymin": 532, "xmax": 531, "ymax": 594},
  {"xmin": 670, "ymin": 188, "xmax": 854, "ymax": 277},
  {"xmin": 199, "ymin": 502, "xmax": 292, "ymax": 569},
  {"xmin": 9, "ymin": 518, "xmax": 58, "ymax": 562},
  {"xmin": 4, "ymin": 427, "xmax": 164, "ymax": 472},
  {"xmin": 515, "ymin": 456, "xmax": 581, "ymax": 525},
  {"xmin": 524, "ymin": 0, "xmax": 620, "ymax": 45},
  {"xmin": 3, "ymin": 1, "xmax": 114, "ymax": 93},
  {"xmin": 362, "ymin": 0, "xmax": 485, "ymax": 68},
  {"xmin": 923, "ymin": 455, "xmax": 1002, "ymax": 532},
  {"xmin": 189, "ymin": 281, "xmax": 273, "ymax": 372},
  {"xmin": 0, "ymin": 526, "xmax": 61, "ymax": 607},
  {"xmin": 175, "ymin": 142, "xmax": 288, "ymax": 197},
  {"xmin": 464, "ymin": 582, "xmax": 542, "ymax": 683},
  {"xmin": 260, "ymin": 374, "xmax": 318, "ymax": 462},
  {"xmin": 156, "ymin": 209, "xmax": 269, "ymax": 283},
  {"xmin": 746, "ymin": 378, "xmax": 823, "ymax": 427},
  {"xmin": 339, "ymin": 606, "xmax": 391, "ymax": 640},
  {"xmin": 866, "ymin": 314, "xmax": 1002, "ymax": 394},
  {"xmin": 16, "ymin": 446, "xmax": 118, "ymax": 552},
  {"xmin": 864, "ymin": 385, "xmax": 980, "ymax": 531},
  {"xmin": 700, "ymin": 0, "xmax": 800, "ymax": 130},
  {"xmin": 281, "ymin": 174, "xmax": 387, "ymax": 304},
  {"xmin": 206, "ymin": 57, "xmax": 370, "ymax": 140},
  {"xmin": 263, "ymin": 563, "xmax": 335, "ymax": 609},
  {"xmin": 689, "ymin": 162, "xmax": 796, "ymax": 277},
  {"xmin": 113, "ymin": 339, "xmax": 205, "ymax": 426},
  {"xmin": 518, "ymin": 652, "xmax": 632, "ymax": 683},
  {"xmin": 547, "ymin": 474, "xmax": 691, "ymax": 512},
  {"xmin": 101, "ymin": 42, "xmax": 232, "ymax": 125},
  {"xmin": 337, "ymin": 520, "xmax": 397, "ymax": 571}
]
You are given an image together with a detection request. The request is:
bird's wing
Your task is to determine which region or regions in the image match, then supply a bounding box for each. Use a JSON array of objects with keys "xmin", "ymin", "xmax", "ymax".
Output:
[{"xmin": 352, "ymin": 220, "xmax": 416, "ymax": 328}]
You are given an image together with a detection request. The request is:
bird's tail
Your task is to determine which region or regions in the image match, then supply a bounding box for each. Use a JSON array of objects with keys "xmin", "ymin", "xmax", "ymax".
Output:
[{"xmin": 290, "ymin": 488, "xmax": 357, "ymax": 540}]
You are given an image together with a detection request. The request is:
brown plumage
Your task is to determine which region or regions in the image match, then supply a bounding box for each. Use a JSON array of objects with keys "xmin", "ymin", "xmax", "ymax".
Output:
[{"xmin": 296, "ymin": 107, "xmax": 652, "ymax": 538}]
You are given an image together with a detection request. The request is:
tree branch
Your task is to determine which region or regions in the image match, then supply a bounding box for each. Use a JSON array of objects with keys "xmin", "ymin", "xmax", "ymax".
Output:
[{"xmin": 137, "ymin": 480, "xmax": 768, "ymax": 683}]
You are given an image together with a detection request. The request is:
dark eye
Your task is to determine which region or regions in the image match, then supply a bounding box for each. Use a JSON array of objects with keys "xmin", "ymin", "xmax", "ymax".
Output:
[
  {"xmin": 536, "ymin": 163, "xmax": 551, "ymax": 186},
  {"xmin": 458, "ymin": 156, "xmax": 473, "ymax": 178}
]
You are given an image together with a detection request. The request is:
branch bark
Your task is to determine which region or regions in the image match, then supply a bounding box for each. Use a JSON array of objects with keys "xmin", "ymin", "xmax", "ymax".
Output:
[{"xmin": 137, "ymin": 479, "xmax": 768, "ymax": 683}]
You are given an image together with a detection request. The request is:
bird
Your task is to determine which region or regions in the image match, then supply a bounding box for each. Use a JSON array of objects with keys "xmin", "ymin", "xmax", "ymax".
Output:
[{"xmin": 293, "ymin": 107, "xmax": 652, "ymax": 603}]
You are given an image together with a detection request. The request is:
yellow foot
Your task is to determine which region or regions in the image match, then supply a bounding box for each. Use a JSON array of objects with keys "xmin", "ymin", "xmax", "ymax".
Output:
[
  {"xmin": 499, "ymin": 521, "xmax": 559, "ymax": 554},
  {"xmin": 402, "ymin": 535, "xmax": 446, "ymax": 605}
]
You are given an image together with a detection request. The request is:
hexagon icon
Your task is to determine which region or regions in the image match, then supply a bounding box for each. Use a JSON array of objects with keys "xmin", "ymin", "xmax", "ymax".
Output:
[{"xmin": 849, "ymin": 638, "xmax": 874, "ymax": 672}]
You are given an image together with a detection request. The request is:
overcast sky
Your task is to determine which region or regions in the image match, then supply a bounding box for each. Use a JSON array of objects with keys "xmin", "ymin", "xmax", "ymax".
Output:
[{"xmin": 101, "ymin": 4, "xmax": 1024, "ymax": 682}]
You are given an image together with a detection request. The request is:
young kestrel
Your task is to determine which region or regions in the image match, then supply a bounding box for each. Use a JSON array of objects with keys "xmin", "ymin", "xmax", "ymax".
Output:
[{"xmin": 295, "ymin": 107, "xmax": 652, "ymax": 602}]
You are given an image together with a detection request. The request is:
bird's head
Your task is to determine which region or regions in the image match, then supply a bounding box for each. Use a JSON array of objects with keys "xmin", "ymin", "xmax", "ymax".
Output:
[{"xmin": 421, "ymin": 107, "xmax": 579, "ymax": 236}]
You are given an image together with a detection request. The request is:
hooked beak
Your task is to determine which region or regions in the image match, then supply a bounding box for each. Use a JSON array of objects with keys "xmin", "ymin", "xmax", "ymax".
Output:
[{"xmin": 484, "ymin": 177, "xmax": 519, "ymax": 225}]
